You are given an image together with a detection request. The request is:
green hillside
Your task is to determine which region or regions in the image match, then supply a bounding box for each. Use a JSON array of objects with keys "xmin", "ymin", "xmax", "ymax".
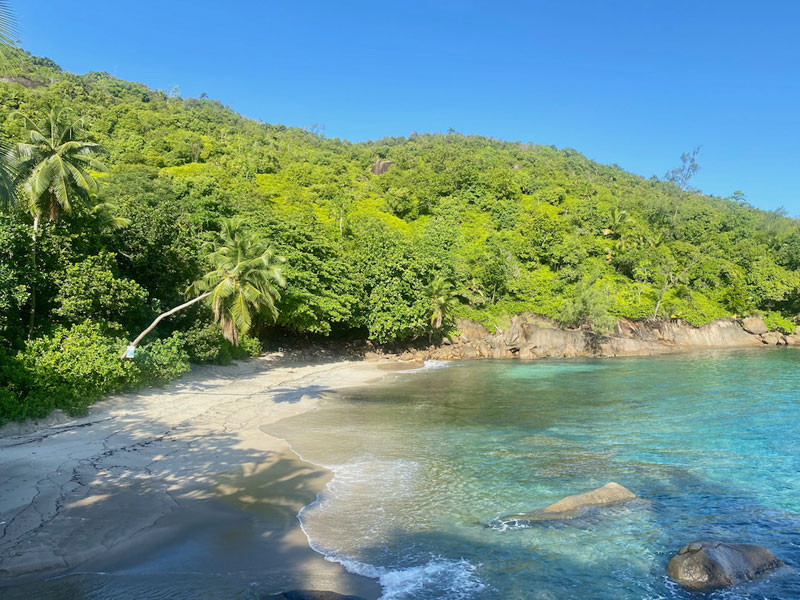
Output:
[{"xmin": 1, "ymin": 47, "xmax": 798, "ymax": 420}]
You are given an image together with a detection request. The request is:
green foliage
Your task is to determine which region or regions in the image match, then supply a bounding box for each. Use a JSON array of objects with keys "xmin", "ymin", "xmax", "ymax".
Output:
[
  {"xmin": 188, "ymin": 218, "xmax": 285, "ymax": 344},
  {"xmin": 2, "ymin": 49, "xmax": 800, "ymax": 422},
  {"xmin": 18, "ymin": 321, "xmax": 138, "ymax": 416},
  {"xmin": 763, "ymin": 311, "xmax": 796, "ymax": 335},
  {"xmin": 54, "ymin": 252, "xmax": 149, "ymax": 331},
  {"xmin": 134, "ymin": 332, "xmax": 190, "ymax": 385},
  {"xmin": 183, "ymin": 322, "xmax": 260, "ymax": 364}
]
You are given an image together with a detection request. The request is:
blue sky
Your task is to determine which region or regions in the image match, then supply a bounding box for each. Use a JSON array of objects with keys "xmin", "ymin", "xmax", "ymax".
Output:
[{"xmin": 11, "ymin": 1, "xmax": 800, "ymax": 213}]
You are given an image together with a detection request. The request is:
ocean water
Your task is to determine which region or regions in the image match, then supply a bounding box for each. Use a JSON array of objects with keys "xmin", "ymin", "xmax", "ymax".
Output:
[{"xmin": 264, "ymin": 349, "xmax": 800, "ymax": 600}]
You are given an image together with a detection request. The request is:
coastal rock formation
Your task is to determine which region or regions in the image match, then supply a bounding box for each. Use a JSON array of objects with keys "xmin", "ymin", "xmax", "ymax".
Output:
[
  {"xmin": 264, "ymin": 592, "xmax": 367, "ymax": 600},
  {"xmin": 406, "ymin": 314, "xmax": 793, "ymax": 362},
  {"xmin": 742, "ymin": 316, "xmax": 769, "ymax": 335},
  {"xmin": 502, "ymin": 482, "xmax": 636, "ymax": 522},
  {"xmin": 666, "ymin": 541, "xmax": 784, "ymax": 591}
]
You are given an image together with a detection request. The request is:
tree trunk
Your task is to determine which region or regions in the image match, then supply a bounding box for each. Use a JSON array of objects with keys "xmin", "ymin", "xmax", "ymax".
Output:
[
  {"xmin": 28, "ymin": 215, "xmax": 40, "ymax": 339},
  {"xmin": 122, "ymin": 291, "xmax": 212, "ymax": 358},
  {"xmin": 653, "ymin": 282, "xmax": 669, "ymax": 318}
]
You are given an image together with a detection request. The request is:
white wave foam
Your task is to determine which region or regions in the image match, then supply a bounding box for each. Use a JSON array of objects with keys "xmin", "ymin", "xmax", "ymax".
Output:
[
  {"xmin": 336, "ymin": 555, "xmax": 486, "ymax": 600},
  {"xmin": 293, "ymin": 454, "xmax": 484, "ymax": 599},
  {"xmin": 397, "ymin": 359, "xmax": 452, "ymax": 373}
]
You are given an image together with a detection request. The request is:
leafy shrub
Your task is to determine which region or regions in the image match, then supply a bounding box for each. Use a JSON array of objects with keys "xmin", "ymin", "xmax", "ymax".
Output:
[
  {"xmin": 18, "ymin": 321, "xmax": 139, "ymax": 415},
  {"xmin": 184, "ymin": 322, "xmax": 262, "ymax": 365},
  {"xmin": 233, "ymin": 334, "xmax": 262, "ymax": 359},
  {"xmin": 184, "ymin": 322, "xmax": 233, "ymax": 365},
  {"xmin": 54, "ymin": 252, "xmax": 150, "ymax": 332},
  {"xmin": 763, "ymin": 311, "xmax": 796, "ymax": 334},
  {"xmin": 135, "ymin": 332, "xmax": 191, "ymax": 385}
]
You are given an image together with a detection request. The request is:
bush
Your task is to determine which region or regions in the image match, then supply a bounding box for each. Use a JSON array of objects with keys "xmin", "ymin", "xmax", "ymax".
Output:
[
  {"xmin": 184, "ymin": 322, "xmax": 262, "ymax": 365},
  {"xmin": 184, "ymin": 322, "xmax": 233, "ymax": 364},
  {"xmin": 233, "ymin": 334, "xmax": 262, "ymax": 359},
  {"xmin": 18, "ymin": 321, "xmax": 139, "ymax": 416},
  {"xmin": 135, "ymin": 332, "xmax": 191, "ymax": 385},
  {"xmin": 763, "ymin": 311, "xmax": 796, "ymax": 334}
]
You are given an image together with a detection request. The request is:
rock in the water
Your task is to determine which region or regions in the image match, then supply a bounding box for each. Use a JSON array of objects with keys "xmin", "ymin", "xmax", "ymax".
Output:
[
  {"xmin": 666, "ymin": 540, "xmax": 784, "ymax": 591},
  {"xmin": 264, "ymin": 591, "xmax": 366, "ymax": 600},
  {"xmin": 742, "ymin": 316, "xmax": 769, "ymax": 335},
  {"xmin": 503, "ymin": 482, "xmax": 636, "ymax": 522}
]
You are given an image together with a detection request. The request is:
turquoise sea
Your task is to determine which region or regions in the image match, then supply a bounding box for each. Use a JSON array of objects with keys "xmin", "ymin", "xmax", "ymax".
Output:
[
  {"xmin": 265, "ymin": 349, "xmax": 800, "ymax": 599},
  {"xmin": 3, "ymin": 348, "xmax": 799, "ymax": 599}
]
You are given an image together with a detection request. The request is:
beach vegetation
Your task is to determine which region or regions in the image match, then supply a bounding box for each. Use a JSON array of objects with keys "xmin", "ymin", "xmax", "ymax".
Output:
[{"xmin": 1, "ymin": 47, "xmax": 800, "ymax": 421}]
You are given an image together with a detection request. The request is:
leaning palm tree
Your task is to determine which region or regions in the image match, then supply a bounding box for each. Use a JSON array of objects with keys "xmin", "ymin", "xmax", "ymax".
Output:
[
  {"xmin": 124, "ymin": 219, "xmax": 286, "ymax": 356},
  {"xmin": 6, "ymin": 108, "xmax": 107, "ymax": 337},
  {"xmin": 428, "ymin": 275, "xmax": 458, "ymax": 340}
]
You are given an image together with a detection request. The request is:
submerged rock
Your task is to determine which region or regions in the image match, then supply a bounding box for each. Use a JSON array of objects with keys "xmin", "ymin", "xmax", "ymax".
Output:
[
  {"xmin": 500, "ymin": 482, "xmax": 636, "ymax": 523},
  {"xmin": 666, "ymin": 540, "xmax": 784, "ymax": 591},
  {"xmin": 264, "ymin": 591, "xmax": 366, "ymax": 600}
]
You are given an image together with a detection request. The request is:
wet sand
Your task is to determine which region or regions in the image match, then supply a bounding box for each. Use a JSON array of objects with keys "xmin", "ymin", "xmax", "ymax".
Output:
[{"xmin": 0, "ymin": 353, "xmax": 403, "ymax": 598}]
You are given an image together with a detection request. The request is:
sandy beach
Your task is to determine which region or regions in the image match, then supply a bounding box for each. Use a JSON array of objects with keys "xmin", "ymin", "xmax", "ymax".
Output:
[{"xmin": 0, "ymin": 353, "xmax": 401, "ymax": 598}]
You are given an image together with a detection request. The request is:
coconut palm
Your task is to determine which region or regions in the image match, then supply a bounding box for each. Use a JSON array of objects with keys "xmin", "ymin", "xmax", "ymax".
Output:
[
  {"xmin": 6, "ymin": 108, "xmax": 107, "ymax": 337},
  {"xmin": 124, "ymin": 219, "xmax": 286, "ymax": 355},
  {"xmin": 428, "ymin": 275, "xmax": 458, "ymax": 335},
  {"xmin": 8, "ymin": 108, "xmax": 107, "ymax": 230}
]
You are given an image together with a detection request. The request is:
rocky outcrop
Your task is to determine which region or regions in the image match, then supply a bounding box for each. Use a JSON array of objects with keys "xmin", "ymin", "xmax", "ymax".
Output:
[
  {"xmin": 742, "ymin": 316, "xmax": 769, "ymax": 335},
  {"xmin": 666, "ymin": 541, "xmax": 784, "ymax": 591},
  {"xmin": 0, "ymin": 75, "xmax": 48, "ymax": 88},
  {"xmin": 264, "ymin": 591, "xmax": 366, "ymax": 600},
  {"xmin": 370, "ymin": 160, "xmax": 393, "ymax": 175},
  {"xmin": 397, "ymin": 314, "xmax": 795, "ymax": 362},
  {"xmin": 501, "ymin": 482, "xmax": 636, "ymax": 523}
]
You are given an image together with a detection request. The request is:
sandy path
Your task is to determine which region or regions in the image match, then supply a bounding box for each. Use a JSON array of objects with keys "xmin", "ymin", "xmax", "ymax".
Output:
[{"xmin": 0, "ymin": 353, "xmax": 396, "ymax": 597}]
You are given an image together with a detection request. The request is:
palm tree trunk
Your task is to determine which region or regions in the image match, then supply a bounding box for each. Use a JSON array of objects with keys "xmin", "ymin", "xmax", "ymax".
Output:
[
  {"xmin": 28, "ymin": 215, "xmax": 39, "ymax": 339},
  {"xmin": 122, "ymin": 291, "xmax": 211, "ymax": 358}
]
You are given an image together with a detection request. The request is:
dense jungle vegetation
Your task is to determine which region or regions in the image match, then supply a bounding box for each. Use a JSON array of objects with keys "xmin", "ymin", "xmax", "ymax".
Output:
[{"xmin": 1, "ymin": 47, "xmax": 799, "ymax": 422}]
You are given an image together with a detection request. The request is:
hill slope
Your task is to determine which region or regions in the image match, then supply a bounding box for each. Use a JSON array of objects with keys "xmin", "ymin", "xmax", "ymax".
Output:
[{"xmin": 1, "ymin": 47, "xmax": 799, "ymax": 418}]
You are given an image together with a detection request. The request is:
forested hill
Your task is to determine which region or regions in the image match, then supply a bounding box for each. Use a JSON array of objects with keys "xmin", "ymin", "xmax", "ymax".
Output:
[{"xmin": 1, "ymin": 47, "xmax": 799, "ymax": 418}]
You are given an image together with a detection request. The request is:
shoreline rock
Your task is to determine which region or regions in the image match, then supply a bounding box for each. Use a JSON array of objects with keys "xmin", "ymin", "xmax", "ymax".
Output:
[
  {"xmin": 370, "ymin": 315, "xmax": 798, "ymax": 363},
  {"xmin": 666, "ymin": 540, "xmax": 785, "ymax": 591},
  {"xmin": 500, "ymin": 482, "xmax": 636, "ymax": 523}
]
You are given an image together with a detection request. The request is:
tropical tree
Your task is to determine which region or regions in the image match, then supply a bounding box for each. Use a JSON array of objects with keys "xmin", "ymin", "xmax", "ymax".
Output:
[
  {"xmin": 124, "ymin": 219, "xmax": 286, "ymax": 355},
  {"xmin": 8, "ymin": 108, "xmax": 108, "ymax": 230},
  {"xmin": 427, "ymin": 275, "xmax": 458, "ymax": 338},
  {"xmin": 0, "ymin": 2, "xmax": 18, "ymax": 206},
  {"xmin": 6, "ymin": 108, "xmax": 107, "ymax": 336}
]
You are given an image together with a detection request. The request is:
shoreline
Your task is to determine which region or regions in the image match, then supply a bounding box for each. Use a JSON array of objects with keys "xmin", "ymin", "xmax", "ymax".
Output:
[
  {"xmin": 0, "ymin": 353, "xmax": 401, "ymax": 598},
  {"xmin": 1, "ymin": 339, "xmax": 795, "ymax": 597}
]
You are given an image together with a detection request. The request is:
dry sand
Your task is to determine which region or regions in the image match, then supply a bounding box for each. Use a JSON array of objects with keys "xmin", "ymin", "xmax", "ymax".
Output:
[{"xmin": 0, "ymin": 353, "xmax": 403, "ymax": 598}]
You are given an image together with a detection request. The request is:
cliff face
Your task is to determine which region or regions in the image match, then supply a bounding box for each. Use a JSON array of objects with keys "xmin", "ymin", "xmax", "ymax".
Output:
[{"xmin": 386, "ymin": 314, "xmax": 798, "ymax": 362}]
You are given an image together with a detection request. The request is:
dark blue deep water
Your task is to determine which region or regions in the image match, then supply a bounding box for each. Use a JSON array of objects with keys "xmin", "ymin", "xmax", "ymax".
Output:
[{"xmin": 266, "ymin": 349, "xmax": 800, "ymax": 599}]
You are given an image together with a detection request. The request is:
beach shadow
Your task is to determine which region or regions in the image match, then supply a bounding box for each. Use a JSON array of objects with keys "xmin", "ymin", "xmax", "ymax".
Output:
[{"xmin": 270, "ymin": 384, "xmax": 330, "ymax": 404}]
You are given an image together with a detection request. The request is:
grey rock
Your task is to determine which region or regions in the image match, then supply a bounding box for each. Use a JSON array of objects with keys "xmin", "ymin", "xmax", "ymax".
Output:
[
  {"xmin": 760, "ymin": 331, "xmax": 784, "ymax": 345},
  {"xmin": 370, "ymin": 160, "xmax": 393, "ymax": 175},
  {"xmin": 666, "ymin": 540, "xmax": 784, "ymax": 591},
  {"xmin": 503, "ymin": 482, "xmax": 636, "ymax": 522},
  {"xmin": 742, "ymin": 316, "xmax": 769, "ymax": 335}
]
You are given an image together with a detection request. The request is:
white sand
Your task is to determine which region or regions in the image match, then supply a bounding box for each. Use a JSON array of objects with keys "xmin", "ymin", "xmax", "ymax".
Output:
[{"xmin": 0, "ymin": 353, "xmax": 398, "ymax": 597}]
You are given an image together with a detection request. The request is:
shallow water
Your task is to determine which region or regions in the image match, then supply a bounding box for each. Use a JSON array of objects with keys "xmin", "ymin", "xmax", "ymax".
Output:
[{"xmin": 264, "ymin": 349, "xmax": 800, "ymax": 599}]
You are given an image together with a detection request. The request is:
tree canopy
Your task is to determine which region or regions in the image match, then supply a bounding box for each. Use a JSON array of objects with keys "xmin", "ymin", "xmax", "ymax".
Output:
[{"xmin": 1, "ymin": 46, "xmax": 799, "ymax": 421}]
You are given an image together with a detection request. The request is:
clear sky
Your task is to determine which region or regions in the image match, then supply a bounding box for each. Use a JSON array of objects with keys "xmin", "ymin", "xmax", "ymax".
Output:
[{"xmin": 10, "ymin": 1, "xmax": 800, "ymax": 213}]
